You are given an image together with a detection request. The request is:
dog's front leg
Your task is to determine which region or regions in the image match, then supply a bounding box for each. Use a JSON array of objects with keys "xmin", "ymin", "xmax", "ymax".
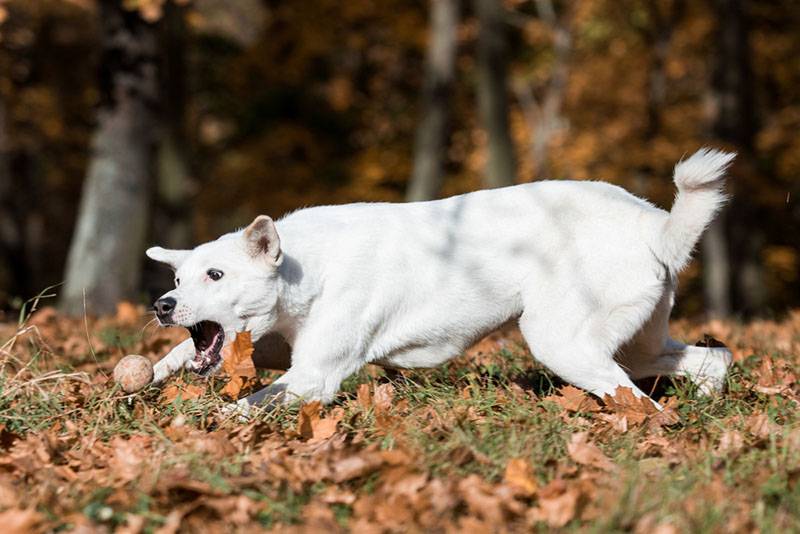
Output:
[
  {"xmin": 152, "ymin": 337, "xmax": 195, "ymax": 384},
  {"xmin": 230, "ymin": 322, "xmax": 366, "ymax": 417}
]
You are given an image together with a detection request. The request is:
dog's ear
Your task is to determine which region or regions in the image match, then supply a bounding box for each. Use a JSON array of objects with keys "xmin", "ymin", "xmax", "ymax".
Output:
[
  {"xmin": 146, "ymin": 247, "xmax": 190, "ymax": 270},
  {"xmin": 244, "ymin": 215, "xmax": 282, "ymax": 265}
]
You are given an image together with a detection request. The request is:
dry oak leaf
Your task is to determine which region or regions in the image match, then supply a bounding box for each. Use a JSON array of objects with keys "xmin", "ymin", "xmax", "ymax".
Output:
[
  {"xmin": 602, "ymin": 386, "xmax": 674, "ymax": 427},
  {"xmin": 297, "ymin": 401, "xmax": 345, "ymax": 441},
  {"xmin": 108, "ymin": 436, "xmax": 151, "ymax": 485},
  {"xmin": 0, "ymin": 508, "xmax": 43, "ymax": 534},
  {"xmin": 356, "ymin": 382, "xmax": 372, "ymax": 409},
  {"xmin": 747, "ymin": 413, "xmax": 780, "ymax": 440},
  {"xmin": 529, "ymin": 479, "xmax": 582, "ymax": 528},
  {"xmin": 373, "ymin": 382, "xmax": 395, "ymax": 412},
  {"xmin": 220, "ymin": 331, "xmax": 256, "ymax": 398},
  {"xmin": 544, "ymin": 385, "xmax": 601, "ymax": 413},
  {"xmin": 567, "ymin": 432, "xmax": 615, "ymax": 471},
  {"xmin": 161, "ymin": 381, "xmax": 205, "ymax": 404},
  {"xmin": 115, "ymin": 301, "xmax": 140, "ymax": 325},
  {"xmin": 503, "ymin": 458, "xmax": 538, "ymax": 496},
  {"xmin": 331, "ymin": 452, "xmax": 386, "ymax": 483},
  {"xmin": 716, "ymin": 430, "xmax": 745, "ymax": 456},
  {"xmin": 457, "ymin": 474, "xmax": 506, "ymax": 523}
]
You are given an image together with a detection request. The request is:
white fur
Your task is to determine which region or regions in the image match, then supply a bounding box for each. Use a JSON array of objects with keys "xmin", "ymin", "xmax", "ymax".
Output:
[{"xmin": 148, "ymin": 148, "xmax": 735, "ymax": 410}]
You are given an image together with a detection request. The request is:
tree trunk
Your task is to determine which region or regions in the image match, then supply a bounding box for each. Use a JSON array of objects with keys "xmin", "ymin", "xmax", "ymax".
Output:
[
  {"xmin": 513, "ymin": 0, "xmax": 571, "ymax": 180},
  {"xmin": 147, "ymin": 1, "xmax": 195, "ymax": 298},
  {"xmin": 406, "ymin": 0, "xmax": 460, "ymax": 202},
  {"xmin": 630, "ymin": 0, "xmax": 685, "ymax": 195},
  {"xmin": 0, "ymin": 97, "xmax": 19, "ymax": 299},
  {"xmin": 474, "ymin": 0, "xmax": 516, "ymax": 188},
  {"xmin": 701, "ymin": 0, "xmax": 761, "ymax": 318},
  {"xmin": 702, "ymin": 215, "xmax": 731, "ymax": 317},
  {"xmin": 0, "ymin": 93, "xmax": 35, "ymax": 302},
  {"xmin": 60, "ymin": 0, "xmax": 159, "ymax": 316}
]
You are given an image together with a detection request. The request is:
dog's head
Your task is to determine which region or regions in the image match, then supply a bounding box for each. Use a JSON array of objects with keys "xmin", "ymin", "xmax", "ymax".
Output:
[{"xmin": 147, "ymin": 215, "xmax": 283, "ymax": 374}]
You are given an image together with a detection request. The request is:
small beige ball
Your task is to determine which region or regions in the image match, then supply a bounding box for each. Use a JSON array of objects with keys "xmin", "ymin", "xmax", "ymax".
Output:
[{"xmin": 113, "ymin": 354, "xmax": 154, "ymax": 393}]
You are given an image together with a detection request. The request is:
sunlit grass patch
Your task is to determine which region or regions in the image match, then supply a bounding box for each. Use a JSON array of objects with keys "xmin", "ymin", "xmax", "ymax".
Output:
[{"xmin": 1, "ymin": 311, "xmax": 800, "ymax": 531}]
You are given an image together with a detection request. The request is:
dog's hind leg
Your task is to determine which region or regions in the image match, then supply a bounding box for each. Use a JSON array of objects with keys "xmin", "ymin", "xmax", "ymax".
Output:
[
  {"xmin": 518, "ymin": 285, "xmax": 661, "ymax": 407},
  {"xmin": 628, "ymin": 339, "xmax": 732, "ymax": 395},
  {"xmin": 617, "ymin": 288, "xmax": 732, "ymax": 395}
]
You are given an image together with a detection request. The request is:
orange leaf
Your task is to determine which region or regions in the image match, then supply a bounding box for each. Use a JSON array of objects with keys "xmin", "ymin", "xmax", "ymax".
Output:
[
  {"xmin": 296, "ymin": 403, "xmax": 344, "ymax": 441},
  {"xmin": 297, "ymin": 401, "xmax": 322, "ymax": 439},
  {"xmin": 115, "ymin": 301, "xmax": 140, "ymax": 325},
  {"xmin": 503, "ymin": 458, "xmax": 538, "ymax": 496},
  {"xmin": 544, "ymin": 385, "xmax": 600, "ymax": 413},
  {"xmin": 222, "ymin": 331, "xmax": 256, "ymax": 377},
  {"xmin": 566, "ymin": 432, "xmax": 614, "ymax": 471},
  {"xmin": 311, "ymin": 408, "xmax": 345, "ymax": 441},
  {"xmin": 603, "ymin": 386, "xmax": 658, "ymax": 425},
  {"xmin": 161, "ymin": 381, "xmax": 205, "ymax": 404},
  {"xmin": 529, "ymin": 479, "xmax": 582, "ymax": 528},
  {"xmin": 374, "ymin": 383, "xmax": 395, "ymax": 413},
  {"xmin": 356, "ymin": 383, "xmax": 372, "ymax": 409},
  {"xmin": 0, "ymin": 508, "xmax": 43, "ymax": 534},
  {"xmin": 220, "ymin": 331, "xmax": 256, "ymax": 398}
]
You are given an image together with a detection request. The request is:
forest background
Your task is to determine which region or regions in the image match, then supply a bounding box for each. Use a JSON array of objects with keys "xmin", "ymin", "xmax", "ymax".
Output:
[{"xmin": 0, "ymin": 0, "xmax": 797, "ymax": 319}]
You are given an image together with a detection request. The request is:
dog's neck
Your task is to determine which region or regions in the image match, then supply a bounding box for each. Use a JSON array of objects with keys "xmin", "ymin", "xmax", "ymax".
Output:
[{"xmin": 269, "ymin": 252, "xmax": 318, "ymax": 344}]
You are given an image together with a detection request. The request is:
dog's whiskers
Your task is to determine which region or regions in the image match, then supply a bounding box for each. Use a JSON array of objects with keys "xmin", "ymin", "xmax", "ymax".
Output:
[{"xmin": 139, "ymin": 318, "xmax": 160, "ymax": 337}]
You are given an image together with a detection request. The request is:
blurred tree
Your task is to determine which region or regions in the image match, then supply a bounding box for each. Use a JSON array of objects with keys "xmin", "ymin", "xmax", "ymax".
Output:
[
  {"xmin": 513, "ymin": 0, "xmax": 573, "ymax": 180},
  {"xmin": 702, "ymin": 0, "xmax": 762, "ymax": 318},
  {"xmin": 142, "ymin": 0, "xmax": 196, "ymax": 299},
  {"xmin": 406, "ymin": 0, "xmax": 460, "ymax": 201},
  {"xmin": 60, "ymin": 0, "xmax": 159, "ymax": 315},
  {"xmin": 474, "ymin": 0, "xmax": 516, "ymax": 187},
  {"xmin": 0, "ymin": 0, "xmax": 796, "ymax": 316},
  {"xmin": 0, "ymin": 96, "xmax": 22, "ymax": 300},
  {"xmin": 637, "ymin": 0, "xmax": 685, "ymax": 141}
]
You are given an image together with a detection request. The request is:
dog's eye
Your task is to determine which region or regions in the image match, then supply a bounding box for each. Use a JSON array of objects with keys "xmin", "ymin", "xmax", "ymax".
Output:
[
  {"xmin": 175, "ymin": 278, "xmax": 180, "ymax": 287},
  {"xmin": 207, "ymin": 269, "xmax": 224, "ymax": 281}
]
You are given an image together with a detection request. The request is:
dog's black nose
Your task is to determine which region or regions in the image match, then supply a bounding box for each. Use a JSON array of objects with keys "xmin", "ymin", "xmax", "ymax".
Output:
[{"xmin": 154, "ymin": 297, "xmax": 176, "ymax": 318}]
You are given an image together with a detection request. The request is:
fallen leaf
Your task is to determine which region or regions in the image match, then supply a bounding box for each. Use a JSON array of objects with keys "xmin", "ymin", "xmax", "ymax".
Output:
[
  {"xmin": 297, "ymin": 401, "xmax": 322, "ymax": 440},
  {"xmin": 747, "ymin": 413, "xmax": 779, "ymax": 439},
  {"xmin": 458, "ymin": 474, "xmax": 505, "ymax": 523},
  {"xmin": 503, "ymin": 458, "xmax": 538, "ymax": 496},
  {"xmin": 356, "ymin": 382, "xmax": 372, "ymax": 408},
  {"xmin": 115, "ymin": 301, "xmax": 140, "ymax": 325},
  {"xmin": 544, "ymin": 385, "xmax": 601, "ymax": 413},
  {"xmin": 161, "ymin": 381, "xmax": 205, "ymax": 404},
  {"xmin": 716, "ymin": 430, "xmax": 745, "ymax": 456},
  {"xmin": 331, "ymin": 453, "xmax": 385, "ymax": 483},
  {"xmin": 529, "ymin": 479, "xmax": 582, "ymax": 528},
  {"xmin": 117, "ymin": 514, "xmax": 146, "ymax": 534},
  {"xmin": 0, "ymin": 508, "xmax": 43, "ymax": 534},
  {"xmin": 603, "ymin": 386, "xmax": 659, "ymax": 425},
  {"xmin": 220, "ymin": 331, "xmax": 256, "ymax": 398},
  {"xmin": 374, "ymin": 383, "xmax": 395, "ymax": 413},
  {"xmin": 567, "ymin": 432, "xmax": 614, "ymax": 471}
]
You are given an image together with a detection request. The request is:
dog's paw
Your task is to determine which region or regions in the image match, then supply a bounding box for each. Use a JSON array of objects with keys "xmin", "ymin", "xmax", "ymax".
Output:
[
  {"xmin": 693, "ymin": 347, "xmax": 733, "ymax": 396},
  {"xmin": 219, "ymin": 398, "xmax": 253, "ymax": 423}
]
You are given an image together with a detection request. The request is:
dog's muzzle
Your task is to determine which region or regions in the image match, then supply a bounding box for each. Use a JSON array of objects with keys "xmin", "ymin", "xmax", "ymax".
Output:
[{"xmin": 154, "ymin": 296, "xmax": 176, "ymax": 323}]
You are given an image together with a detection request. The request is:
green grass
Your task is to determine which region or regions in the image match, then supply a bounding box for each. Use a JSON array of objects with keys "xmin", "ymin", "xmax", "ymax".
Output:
[{"xmin": 1, "ymin": 313, "xmax": 800, "ymax": 532}]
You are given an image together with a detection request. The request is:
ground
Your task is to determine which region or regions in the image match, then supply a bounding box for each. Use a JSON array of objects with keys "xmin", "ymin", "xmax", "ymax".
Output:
[{"xmin": 1, "ymin": 301, "xmax": 799, "ymax": 533}]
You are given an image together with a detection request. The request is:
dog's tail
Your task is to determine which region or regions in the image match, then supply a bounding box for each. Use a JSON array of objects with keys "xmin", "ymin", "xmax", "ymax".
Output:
[{"xmin": 658, "ymin": 148, "xmax": 735, "ymax": 274}]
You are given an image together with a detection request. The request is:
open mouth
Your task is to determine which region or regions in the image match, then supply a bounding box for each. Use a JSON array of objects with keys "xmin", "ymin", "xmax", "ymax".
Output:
[{"xmin": 188, "ymin": 321, "xmax": 225, "ymax": 375}]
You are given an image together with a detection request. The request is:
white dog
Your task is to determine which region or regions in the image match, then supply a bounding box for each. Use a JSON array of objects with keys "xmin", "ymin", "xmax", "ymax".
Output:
[{"xmin": 147, "ymin": 148, "xmax": 734, "ymax": 411}]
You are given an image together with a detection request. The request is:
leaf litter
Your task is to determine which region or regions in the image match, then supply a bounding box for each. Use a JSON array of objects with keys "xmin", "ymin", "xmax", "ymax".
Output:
[{"xmin": 0, "ymin": 305, "xmax": 800, "ymax": 531}]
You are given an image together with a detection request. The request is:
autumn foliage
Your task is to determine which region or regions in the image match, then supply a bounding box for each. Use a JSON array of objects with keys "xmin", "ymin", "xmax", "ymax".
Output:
[
  {"xmin": 1, "ymin": 304, "xmax": 800, "ymax": 531},
  {"xmin": 0, "ymin": 0, "xmax": 797, "ymax": 315}
]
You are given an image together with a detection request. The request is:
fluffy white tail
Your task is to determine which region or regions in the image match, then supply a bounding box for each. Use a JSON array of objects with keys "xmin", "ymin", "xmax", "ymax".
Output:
[{"xmin": 660, "ymin": 148, "xmax": 736, "ymax": 273}]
